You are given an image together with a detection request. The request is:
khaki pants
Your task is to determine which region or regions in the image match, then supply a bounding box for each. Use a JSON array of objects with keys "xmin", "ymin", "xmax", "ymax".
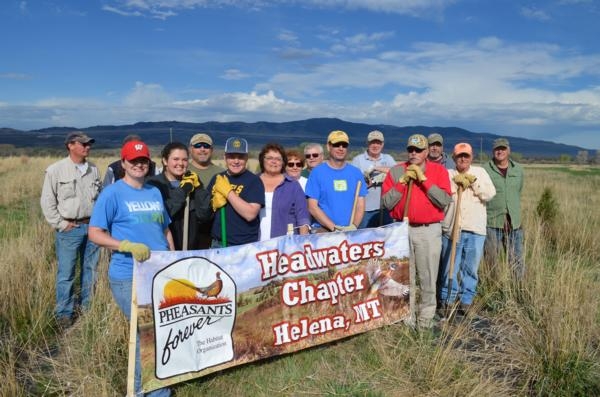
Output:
[{"xmin": 409, "ymin": 223, "xmax": 442, "ymax": 328}]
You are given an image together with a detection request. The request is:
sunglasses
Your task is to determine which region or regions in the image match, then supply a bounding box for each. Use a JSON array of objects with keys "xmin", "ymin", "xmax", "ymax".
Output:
[
  {"xmin": 407, "ymin": 147, "xmax": 425, "ymax": 154},
  {"xmin": 193, "ymin": 142, "xmax": 212, "ymax": 149},
  {"xmin": 331, "ymin": 142, "xmax": 349, "ymax": 148},
  {"xmin": 305, "ymin": 153, "xmax": 320, "ymax": 159},
  {"xmin": 287, "ymin": 161, "xmax": 303, "ymax": 168}
]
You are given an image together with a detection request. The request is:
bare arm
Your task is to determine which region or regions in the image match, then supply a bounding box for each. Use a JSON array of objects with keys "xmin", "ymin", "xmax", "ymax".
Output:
[
  {"xmin": 165, "ymin": 228, "xmax": 175, "ymax": 251},
  {"xmin": 308, "ymin": 198, "xmax": 335, "ymax": 231},
  {"xmin": 88, "ymin": 226, "xmax": 121, "ymax": 251}
]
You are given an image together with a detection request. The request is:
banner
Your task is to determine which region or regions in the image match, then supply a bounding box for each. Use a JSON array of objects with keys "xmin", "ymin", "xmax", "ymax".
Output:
[{"xmin": 134, "ymin": 222, "xmax": 410, "ymax": 392}]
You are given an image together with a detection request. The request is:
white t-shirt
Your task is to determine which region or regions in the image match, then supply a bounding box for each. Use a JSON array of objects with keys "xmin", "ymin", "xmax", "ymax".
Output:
[{"xmin": 259, "ymin": 192, "xmax": 274, "ymax": 241}]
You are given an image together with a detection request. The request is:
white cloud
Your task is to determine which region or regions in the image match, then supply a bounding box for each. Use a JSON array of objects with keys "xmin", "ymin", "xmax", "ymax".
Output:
[
  {"xmin": 0, "ymin": 72, "xmax": 31, "ymax": 80},
  {"xmin": 220, "ymin": 69, "xmax": 250, "ymax": 80},
  {"xmin": 124, "ymin": 81, "xmax": 173, "ymax": 106},
  {"xmin": 520, "ymin": 6, "xmax": 551, "ymax": 21}
]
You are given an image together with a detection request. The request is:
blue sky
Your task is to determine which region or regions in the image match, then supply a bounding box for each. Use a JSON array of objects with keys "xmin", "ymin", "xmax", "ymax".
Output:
[{"xmin": 1, "ymin": 1, "xmax": 600, "ymax": 150}]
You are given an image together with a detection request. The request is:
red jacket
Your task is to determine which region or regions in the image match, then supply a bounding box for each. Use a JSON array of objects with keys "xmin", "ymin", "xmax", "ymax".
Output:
[{"xmin": 382, "ymin": 160, "xmax": 451, "ymax": 224}]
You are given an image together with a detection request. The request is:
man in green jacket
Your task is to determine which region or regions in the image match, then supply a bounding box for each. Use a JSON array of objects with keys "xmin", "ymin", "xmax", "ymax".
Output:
[{"xmin": 483, "ymin": 138, "xmax": 525, "ymax": 278}]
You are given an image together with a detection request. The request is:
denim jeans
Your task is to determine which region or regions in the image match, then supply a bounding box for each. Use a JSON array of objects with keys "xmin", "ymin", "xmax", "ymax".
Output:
[
  {"xmin": 358, "ymin": 209, "xmax": 393, "ymax": 229},
  {"xmin": 484, "ymin": 227, "xmax": 525, "ymax": 278},
  {"xmin": 440, "ymin": 232, "xmax": 486, "ymax": 305},
  {"xmin": 55, "ymin": 224, "xmax": 99, "ymax": 319},
  {"xmin": 109, "ymin": 278, "xmax": 171, "ymax": 397}
]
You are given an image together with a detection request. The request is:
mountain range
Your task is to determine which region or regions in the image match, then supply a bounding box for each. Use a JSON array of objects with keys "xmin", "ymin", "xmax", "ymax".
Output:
[{"xmin": 0, "ymin": 118, "xmax": 592, "ymax": 159}]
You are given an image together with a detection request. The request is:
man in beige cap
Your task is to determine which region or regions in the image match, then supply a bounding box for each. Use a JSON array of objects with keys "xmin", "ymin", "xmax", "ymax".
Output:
[
  {"xmin": 305, "ymin": 130, "xmax": 367, "ymax": 232},
  {"xmin": 351, "ymin": 130, "xmax": 396, "ymax": 228},
  {"xmin": 381, "ymin": 134, "xmax": 452, "ymax": 330},
  {"xmin": 427, "ymin": 132, "xmax": 451, "ymax": 169},
  {"xmin": 188, "ymin": 133, "xmax": 225, "ymax": 186},
  {"xmin": 41, "ymin": 131, "xmax": 102, "ymax": 329}
]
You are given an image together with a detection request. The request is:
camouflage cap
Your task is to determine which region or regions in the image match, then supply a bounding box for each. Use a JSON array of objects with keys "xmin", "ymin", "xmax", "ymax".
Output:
[
  {"xmin": 493, "ymin": 138, "xmax": 510, "ymax": 149},
  {"xmin": 407, "ymin": 134, "xmax": 428, "ymax": 150}
]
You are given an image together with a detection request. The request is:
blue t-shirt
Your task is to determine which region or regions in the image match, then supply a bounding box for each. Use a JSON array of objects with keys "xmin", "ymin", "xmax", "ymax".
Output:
[
  {"xmin": 208, "ymin": 170, "xmax": 265, "ymax": 246},
  {"xmin": 305, "ymin": 162, "xmax": 368, "ymax": 226},
  {"xmin": 90, "ymin": 180, "xmax": 171, "ymax": 280}
]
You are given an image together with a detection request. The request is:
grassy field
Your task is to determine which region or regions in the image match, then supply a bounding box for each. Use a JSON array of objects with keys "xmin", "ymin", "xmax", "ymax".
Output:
[{"xmin": 1, "ymin": 156, "xmax": 599, "ymax": 396}]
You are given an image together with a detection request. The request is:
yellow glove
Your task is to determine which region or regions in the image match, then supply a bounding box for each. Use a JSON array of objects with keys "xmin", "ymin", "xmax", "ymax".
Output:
[
  {"xmin": 334, "ymin": 224, "xmax": 357, "ymax": 232},
  {"xmin": 180, "ymin": 171, "xmax": 200, "ymax": 194},
  {"xmin": 211, "ymin": 189, "xmax": 227, "ymax": 212},
  {"xmin": 407, "ymin": 164, "xmax": 427, "ymax": 183},
  {"xmin": 453, "ymin": 173, "xmax": 472, "ymax": 189},
  {"xmin": 465, "ymin": 174, "xmax": 477, "ymax": 184},
  {"xmin": 399, "ymin": 168, "xmax": 418, "ymax": 184},
  {"xmin": 213, "ymin": 174, "xmax": 233, "ymax": 198},
  {"xmin": 118, "ymin": 240, "xmax": 150, "ymax": 262}
]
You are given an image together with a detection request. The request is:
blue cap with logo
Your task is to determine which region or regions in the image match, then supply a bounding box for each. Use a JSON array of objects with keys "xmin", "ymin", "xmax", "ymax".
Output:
[{"xmin": 224, "ymin": 137, "xmax": 248, "ymax": 154}]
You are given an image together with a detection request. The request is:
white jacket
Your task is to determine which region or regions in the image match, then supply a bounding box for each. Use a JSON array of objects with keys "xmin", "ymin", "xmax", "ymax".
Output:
[{"xmin": 442, "ymin": 165, "xmax": 496, "ymax": 236}]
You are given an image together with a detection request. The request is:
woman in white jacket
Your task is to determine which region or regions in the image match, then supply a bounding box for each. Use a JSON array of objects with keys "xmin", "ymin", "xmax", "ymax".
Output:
[{"xmin": 439, "ymin": 143, "xmax": 496, "ymax": 315}]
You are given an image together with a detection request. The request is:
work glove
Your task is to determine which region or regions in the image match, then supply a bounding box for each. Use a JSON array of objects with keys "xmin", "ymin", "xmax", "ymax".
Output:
[
  {"xmin": 179, "ymin": 171, "xmax": 200, "ymax": 194},
  {"xmin": 465, "ymin": 174, "xmax": 477, "ymax": 184},
  {"xmin": 453, "ymin": 173, "xmax": 476, "ymax": 190},
  {"xmin": 399, "ymin": 168, "xmax": 418, "ymax": 184},
  {"xmin": 334, "ymin": 224, "xmax": 357, "ymax": 232},
  {"xmin": 370, "ymin": 172, "xmax": 386, "ymax": 185},
  {"xmin": 213, "ymin": 174, "xmax": 233, "ymax": 198},
  {"xmin": 407, "ymin": 164, "xmax": 427, "ymax": 183},
  {"xmin": 118, "ymin": 240, "xmax": 150, "ymax": 262},
  {"xmin": 211, "ymin": 189, "xmax": 228, "ymax": 212}
]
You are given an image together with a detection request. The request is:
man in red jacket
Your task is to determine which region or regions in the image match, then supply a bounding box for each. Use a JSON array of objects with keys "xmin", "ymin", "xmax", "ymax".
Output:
[{"xmin": 382, "ymin": 134, "xmax": 452, "ymax": 329}]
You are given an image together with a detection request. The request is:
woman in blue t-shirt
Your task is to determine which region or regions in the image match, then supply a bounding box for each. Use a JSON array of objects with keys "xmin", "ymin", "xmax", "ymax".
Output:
[{"xmin": 89, "ymin": 140, "xmax": 173, "ymax": 397}]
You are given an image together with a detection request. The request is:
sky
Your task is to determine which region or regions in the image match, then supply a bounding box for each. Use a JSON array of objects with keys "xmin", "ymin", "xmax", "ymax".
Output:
[{"xmin": 1, "ymin": 1, "xmax": 600, "ymax": 150}]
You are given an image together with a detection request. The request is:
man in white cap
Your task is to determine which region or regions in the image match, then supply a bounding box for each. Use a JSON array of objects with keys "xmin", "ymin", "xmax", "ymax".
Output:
[
  {"xmin": 188, "ymin": 132, "xmax": 225, "ymax": 186},
  {"xmin": 351, "ymin": 130, "xmax": 396, "ymax": 228},
  {"xmin": 40, "ymin": 131, "xmax": 102, "ymax": 329},
  {"xmin": 427, "ymin": 133, "xmax": 451, "ymax": 169},
  {"xmin": 306, "ymin": 130, "xmax": 368, "ymax": 232}
]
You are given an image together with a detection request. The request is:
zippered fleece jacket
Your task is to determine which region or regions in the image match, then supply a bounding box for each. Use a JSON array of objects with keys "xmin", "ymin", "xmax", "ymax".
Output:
[
  {"xmin": 482, "ymin": 159, "xmax": 524, "ymax": 229},
  {"xmin": 381, "ymin": 160, "xmax": 452, "ymax": 224}
]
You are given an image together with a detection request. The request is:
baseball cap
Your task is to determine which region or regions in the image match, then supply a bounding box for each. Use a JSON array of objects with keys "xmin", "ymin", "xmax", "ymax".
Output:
[
  {"xmin": 190, "ymin": 133, "xmax": 213, "ymax": 146},
  {"xmin": 367, "ymin": 130, "xmax": 384, "ymax": 142},
  {"xmin": 428, "ymin": 133, "xmax": 443, "ymax": 145},
  {"xmin": 327, "ymin": 130, "xmax": 349, "ymax": 145},
  {"xmin": 65, "ymin": 131, "xmax": 95, "ymax": 145},
  {"xmin": 407, "ymin": 134, "xmax": 428, "ymax": 150},
  {"xmin": 453, "ymin": 142, "xmax": 473, "ymax": 157},
  {"xmin": 493, "ymin": 138, "xmax": 510, "ymax": 149},
  {"xmin": 121, "ymin": 140, "xmax": 150, "ymax": 161},
  {"xmin": 224, "ymin": 137, "xmax": 248, "ymax": 154}
]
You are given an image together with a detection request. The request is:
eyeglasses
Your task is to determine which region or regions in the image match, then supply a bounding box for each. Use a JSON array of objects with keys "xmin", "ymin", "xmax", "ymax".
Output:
[
  {"xmin": 72, "ymin": 141, "xmax": 92, "ymax": 147},
  {"xmin": 127, "ymin": 157, "xmax": 150, "ymax": 165},
  {"xmin": 192, "ymin": 142, "xmax": 212, "ymax": 149},
  {"xmin": 287, "ymin": 162, "xmax": 303, "ymax": 168},
  {"xmin": 407, "ymin": 147, "xmax": 425, "ymax": 154},
  {"xmin": 264, "ymin": 156, "xmax": 283, "ymax": 162},
  {"xmin": 331, "ymin": 142, "xmax": 349, "ymax": 148},
  {"xmin": 305, "ymin": 153, "xmax": 320, "ymax": 159}
]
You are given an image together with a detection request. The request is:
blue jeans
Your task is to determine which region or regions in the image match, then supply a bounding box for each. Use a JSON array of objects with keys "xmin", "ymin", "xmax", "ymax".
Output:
[
  {"xmin": 110, "ymin": 278, "xmax": 171, "ymax": 397},
  {"xmin": 440, "ymin": 232, "xmax": 486, "ymax": 305},
  {"xmin": 484, "ymin": 227, "xmax": 525, "ymax": 278},
  {"xmin": 358, "ymin": 209, "xmax": 393, "ymax": 229},
  {"xmin": 55, "ymin": 224, "xmax": 99, "ymax": 319}
]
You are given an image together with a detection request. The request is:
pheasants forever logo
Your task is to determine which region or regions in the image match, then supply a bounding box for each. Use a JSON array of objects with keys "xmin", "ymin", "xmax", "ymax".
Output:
[{"xmin": 152, "ymin": 257, "xmax": 236, "ymax": 379}]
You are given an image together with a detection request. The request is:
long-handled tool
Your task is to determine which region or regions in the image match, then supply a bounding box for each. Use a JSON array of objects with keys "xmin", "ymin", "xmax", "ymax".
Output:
[
  {"xmin": 349, "ymin": 180, "xmax": 362, "ymax": 227},
  {"xmin": 445, "ymin": 185, "xmax": 464, "ymax": 310},
  {"xmin": 220, "ymin": 207, "xmax": 227, "ymax": 247},
  {"xmin": 126, "ymin": 273, "xmax": 138, "ymax": 397},
  {"xmin": 182, "ymin": 196, "xmax": 190, "ymax": 250},
  {"xmin": 402, "ymin": 179, "xmax": 414, "ymax": 223}
]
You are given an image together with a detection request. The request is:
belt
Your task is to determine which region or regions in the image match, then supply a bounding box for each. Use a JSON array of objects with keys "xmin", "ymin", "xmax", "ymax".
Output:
[
  {"xmin": 409, "ymin": 222, "xmax": 433, "ymax": 227},
  {"xmin": 65, "ymin": 217, "xmax": 90, "ymax": 224}
]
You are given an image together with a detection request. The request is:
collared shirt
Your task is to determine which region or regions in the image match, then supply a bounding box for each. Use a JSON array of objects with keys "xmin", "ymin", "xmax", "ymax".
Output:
[
  {"xmin": 483, "ymin": 159, "xmax": 524, "ymax": 229},
  {"xmin": 351, "ymin": 151, "xmax": 396, "ymax": 211},
  {"xmin": 41, "ymin": 156, "xmax": 101, "ymax": 231},
  {"xmin": 442, "ymin": 166, "xmax": 496, "ymax": 236}
]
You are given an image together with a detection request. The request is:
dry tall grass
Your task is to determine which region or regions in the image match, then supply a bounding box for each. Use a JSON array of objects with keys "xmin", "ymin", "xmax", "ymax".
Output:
[{"xmin": 1, "ymin": 157, "xmax": 598, "ymax": 396}]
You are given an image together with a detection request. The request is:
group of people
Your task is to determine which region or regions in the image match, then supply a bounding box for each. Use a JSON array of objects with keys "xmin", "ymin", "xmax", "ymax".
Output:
[{"xmin": 40, "ymin": 128, "xmax": 524, "ymax": 394}]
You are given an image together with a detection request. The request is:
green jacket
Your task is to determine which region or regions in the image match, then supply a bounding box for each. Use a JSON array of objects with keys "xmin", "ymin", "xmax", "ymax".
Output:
[{"xmin": 483, "ymin": 159, "xmax": 524, "ymax": 229}]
